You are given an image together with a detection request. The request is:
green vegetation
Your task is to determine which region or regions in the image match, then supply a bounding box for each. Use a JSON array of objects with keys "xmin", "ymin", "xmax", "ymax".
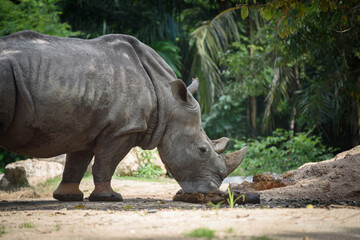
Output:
[
  {"xmin": 112, "ymin": 176, "xmax": 175, "ymax": 184},
  {"xmin": 186, "ymin": 227, "xmax": 216, "ymax": 239},
  {"xmin": 0, "ymin": 0, "xmax": 78, "ymax": 37},
  {"xmin": 19, "ymin": 222, "xmax": 36, "ymax": 229},
  {"xmin": 135, "ymin": 150, "xmax": 164, "ymax": 178},
  {"xmin": 0, "ymin": 150, "xmax": 27, "ymax": 173},
  {"xmin": 251, "ymin": 236, "xmax": 277, "ymax": 240},
  {"xmin": 0, "ymin": 226, "xmax": 5, "ymax": 237},
  {"xmin": 38, "ymin": 176, "xmax": 61, "ymax": 193},
  {"xmin": 208, "ymin": 201, "xmax": 223, "ymax": 210},
  {"xmin": 231, "ymin": 129, "xmax": 335, "ymax": 176},
  {"xmin": 55, "ymin": 224, "xmax": 61, "ymax": 231},
  {"xmin": 202, "ymin": 0, "xmax": 359, "ymax": 154},
  {"xmin": 226, "ymin": 187, "xmax": 244, "ymax": 208},
  {"xmin": 41, "ymin": 176, "xmax": 62, "ymax": 187}
]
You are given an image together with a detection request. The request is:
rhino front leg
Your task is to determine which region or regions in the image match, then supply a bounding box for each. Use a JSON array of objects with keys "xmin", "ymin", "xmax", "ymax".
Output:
[
  {"xmin": 89, "ymin": 135, "xmax": 135, "ymax": 202},
  {"xmin": 53, "ymin": 149, "xmax": 94, "ymax": 201}
]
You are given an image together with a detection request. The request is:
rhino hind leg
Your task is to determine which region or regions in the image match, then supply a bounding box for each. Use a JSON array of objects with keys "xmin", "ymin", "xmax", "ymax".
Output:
[
  {"xmin": 89, "ymin": 135, "xmax": 135, "ymax": 202},
  {"xmin": 53, "ymin": 150, "xmax": 94, "ymax": 201}
]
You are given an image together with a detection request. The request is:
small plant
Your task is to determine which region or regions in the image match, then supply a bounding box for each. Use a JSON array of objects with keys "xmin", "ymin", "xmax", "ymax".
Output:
[
  {"xmin": 0, "ymin": 226, "xmax": 6, "ymax": 236},
  {"xmin": 40, "ymin": 176, "xmax": 61, "ymax": 187},
  {"xmin": 208, "ymin": 201, "xmax": 223, "ymax": 210},
  {"xmin": 83, "ymin": 170, "xmax": 92, "ymax": 179},
  {"xmin": 225, "ymin": 227, "xmax": 234, "ymax": 233},
  {"xmin": 251, "ymin": 236, "xmax": 276, "ymax": 240},
  {"xmin": 55, "ymin": 224, "xmax": 61, "ymax": 231},
  {"xmin": 38, "ymin": 176, "xmax": 62, "ymax": 194},
  {"xmin": 186, "ymin": 228, "xmax": 216, "ymax": 239},
  {"xmin": 136, "ymin": 149, "xmax": 163, "ymax": 178},
  {"xmin": 208, "ymin": 201, "xmax": 223, "ymax": 216},
  {"xmin": 226, "ymin": 187, "xmax": 244, "ymax": 208},
  {"xmin": 136, "ymin": 162, "xmax": 163, "ymax": 178},
  {"xmin": 19, "ymin": 222, "xmax": 36, "ymax": 229}
]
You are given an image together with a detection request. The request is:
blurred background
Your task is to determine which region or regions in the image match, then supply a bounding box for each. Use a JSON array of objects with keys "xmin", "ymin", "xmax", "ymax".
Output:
[{"xmin": 0, "ymin": 0, "xmax": 359, "ymax": 176}]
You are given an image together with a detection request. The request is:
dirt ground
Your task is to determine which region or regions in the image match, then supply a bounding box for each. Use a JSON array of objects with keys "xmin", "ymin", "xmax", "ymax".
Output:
[{"xmin": 0, "ymin": 177, "xmax": 360, "ymax": 240}]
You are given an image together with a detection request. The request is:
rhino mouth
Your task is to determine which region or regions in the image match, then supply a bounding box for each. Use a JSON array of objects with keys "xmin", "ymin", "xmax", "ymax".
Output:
[{"xmin": 178, "ymin": 177, "xmax": 222, "ymax": 194}]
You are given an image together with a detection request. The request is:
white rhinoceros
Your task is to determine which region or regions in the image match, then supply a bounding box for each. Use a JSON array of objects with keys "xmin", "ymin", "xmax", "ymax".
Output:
[{"xmin": 0, "ymin": 31, "xmax": 247, "ymax": 201}]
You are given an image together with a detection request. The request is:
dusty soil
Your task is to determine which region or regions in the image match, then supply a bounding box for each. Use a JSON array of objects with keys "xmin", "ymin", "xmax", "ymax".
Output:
[
  {"xmin": 260, "ymin": 145, "xmax": 360, "ymax": 202},
  {"xmin": 0, "ymin": 146, "xmax": 360, "ymax": 240},
  {"xmin": 0, "ymin": 177, "xmax": 359, "ymax": 240}
]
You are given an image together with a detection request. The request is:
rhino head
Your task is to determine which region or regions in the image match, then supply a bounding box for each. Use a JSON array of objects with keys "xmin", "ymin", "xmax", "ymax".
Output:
[{"xmin": 157, "ymin": 78, "xmax": 247, "ymax": 193}]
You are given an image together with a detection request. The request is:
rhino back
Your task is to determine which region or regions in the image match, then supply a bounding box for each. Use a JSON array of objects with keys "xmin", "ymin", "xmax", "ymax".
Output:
[{"xmin": 0, "ymin": 31, "xmax": 156, "ymax": 157}]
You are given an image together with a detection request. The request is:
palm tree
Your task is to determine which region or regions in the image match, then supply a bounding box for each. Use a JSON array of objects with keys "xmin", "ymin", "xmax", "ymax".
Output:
[{"xmin": 189, "ymin": 7, "xmax": 240, "ymax": 113}]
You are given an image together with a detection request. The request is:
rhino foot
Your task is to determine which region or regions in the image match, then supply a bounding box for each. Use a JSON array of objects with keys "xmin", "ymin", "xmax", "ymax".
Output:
[
  {"xmin": 53, "ymin": 193, "xmax": 84, "ymax": 201},
  {"xmin": 88, "ymin": 192, "xmax": 123, "ymax": 202}
]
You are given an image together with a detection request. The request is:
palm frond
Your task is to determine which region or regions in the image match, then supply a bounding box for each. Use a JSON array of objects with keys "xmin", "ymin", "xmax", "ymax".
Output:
[
  {"xmin": 137, "ymin": 13, "xmax": 179, "ymax": 44},
  {"xmin": 190, "ymin": 8, "xmax": 240, "ymax": 113},
  {"xmin": 150, "ymin": 41, "xmax": 182, "ymax": 78},
  {"xmin": 263, "ymin": 66, "xmax": 296, "ymax": 131}
]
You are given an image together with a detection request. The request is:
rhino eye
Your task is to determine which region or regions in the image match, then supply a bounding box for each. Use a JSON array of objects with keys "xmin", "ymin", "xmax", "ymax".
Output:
[{"xmin": 198, "ymin": 146, "xmax": 207, "ymax": 153}]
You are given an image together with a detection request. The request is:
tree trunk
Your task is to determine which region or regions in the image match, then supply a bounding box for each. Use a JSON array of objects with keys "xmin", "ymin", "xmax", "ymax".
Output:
[
  {"xmin": 289, "ymin": 65, "xmax": 300, "ymax": 131},
  {"xmin": 248, "ymin": 10, "xmax": 257, "ymax": 131},
  {"xmin": 289, "ymin": 104, "xmax": 296, "ymax": 131},
  {"xmin": 250, "ymin": 96, "xmax": 257, "ymax": 129},
  {"xmin": 355, "ymin": 76, "xmax": 360, "ymax": 146},
  {"xmin": 357, "ymin": 104, "xmax": 360, "ymax": 146}
]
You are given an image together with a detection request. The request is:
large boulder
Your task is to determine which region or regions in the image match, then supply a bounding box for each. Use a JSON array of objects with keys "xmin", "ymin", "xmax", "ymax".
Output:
[
  {"xmin": 115, "ymin": 147, "xmax": 166, "ymax": 177},
  {"xmin": 114, "ymin": 148, "xmax": 140, "ymax": 176},
  {"xmin": 86, "ymin": 147, "xmax": 166, "ymax": 177},
  {"xmin": 41, "ymin": 154, "xmax": 66, "ymax": 165},
  {"xmin": 0, "ymin": 158, "xmax": 63, "ymax": 189}
]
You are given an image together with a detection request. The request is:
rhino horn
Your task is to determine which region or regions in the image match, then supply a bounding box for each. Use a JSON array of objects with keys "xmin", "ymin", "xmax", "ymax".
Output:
[
  {"xmin": 212, "ymin": 137, "xmax": 229, "ymax": 154},
  {"xmin": 224, "ymin": 147, "xmax": 247, "ymax": 175},
  {"xmin": 187, "ymin": 78, "xmax": 199, "ymax": 95}
]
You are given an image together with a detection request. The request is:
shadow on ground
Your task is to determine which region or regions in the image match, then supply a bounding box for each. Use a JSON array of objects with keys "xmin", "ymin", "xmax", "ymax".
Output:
[{"xmin": 0, "ymin": 198, "xmax": 206, "ymax": 212}]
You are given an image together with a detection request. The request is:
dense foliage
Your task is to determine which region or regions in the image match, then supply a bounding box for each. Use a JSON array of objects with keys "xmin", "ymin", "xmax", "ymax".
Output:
[
  {"xmin": 0, "ymin": 0, "xmax": 77, "ymax": 37},
  {"xmin": 231, "ymin": 129, "xmax": 336, "ymax": 175},
  {"xmin": 0, "ymin": 0, "xmax": 358, "ymax": 175}
]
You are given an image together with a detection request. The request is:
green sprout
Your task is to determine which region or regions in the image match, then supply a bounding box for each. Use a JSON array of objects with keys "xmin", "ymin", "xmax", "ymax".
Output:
[
  {"xmin": 226, "ymin": 187, "xmax": 244, "ymax": 208},
  {"xmin": 186, "ymin": 228, "xmax": 216, "ymax": 239}
]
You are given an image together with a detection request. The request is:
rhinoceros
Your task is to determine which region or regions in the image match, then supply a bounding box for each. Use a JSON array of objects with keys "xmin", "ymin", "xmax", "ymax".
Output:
[{"xmin": 0, "ymin": 30, "xmax": 247, "ymax": 201}]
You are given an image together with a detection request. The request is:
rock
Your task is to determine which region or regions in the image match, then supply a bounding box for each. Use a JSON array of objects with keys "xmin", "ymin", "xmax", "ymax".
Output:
[
  {"xmin": 0, "ymin": 174, "xmax": 9, "ymax": 189},
  {"xmin": 114, "ymin": 148, "xmax": 140, "ymax": 176},
  {"xmin": 40, "ymin": 154, "xmax": 66, "ymax": 165},
  {"xmin": 229, "ymin": 174, "xmax": 289, "ymax": 192},
  {"xmin": 2, "ymin": 159, "xmax": 63, "ymax": 189},
  {"xmin": 114, "ymin": 147, "xmax": 166, "ymax": 177}
]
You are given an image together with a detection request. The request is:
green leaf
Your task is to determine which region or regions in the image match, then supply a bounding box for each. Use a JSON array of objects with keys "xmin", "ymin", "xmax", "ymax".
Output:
[
  {"xmin": 297, "ymin": 3, "xmax": 306, "ymax": 18},
  {"xmin": 241, "ymin": 6, "xmax": 249, "ymax": 20},
  {"xmin": 319, "ymin": 0, "xmax": 329, "ymax": 12},
  {"xmin": 262, "ymin": 6, "xmax": 273, "ymax": 21},
  {"xmin": 283, "ymin": 21, "xmax": 291, "ymax": 37},
  {"xmin": 331, "ymin": 12, "xmax": 341, "ymax": 26},
  {"xmin": 74, "ymin": 204, "xmax": 85, "ymax": 209}
]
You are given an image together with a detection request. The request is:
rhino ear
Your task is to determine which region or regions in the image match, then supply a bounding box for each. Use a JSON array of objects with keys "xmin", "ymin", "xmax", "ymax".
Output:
[{"xmin": 170, "ymin": 79, "xmax": 188, "ymax": 102}]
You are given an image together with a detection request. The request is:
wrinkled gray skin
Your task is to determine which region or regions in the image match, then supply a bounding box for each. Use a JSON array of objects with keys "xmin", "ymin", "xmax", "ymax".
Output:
[{"xmin": 0, "ymin": 31, "xmax": 246, "ymax": 200}]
